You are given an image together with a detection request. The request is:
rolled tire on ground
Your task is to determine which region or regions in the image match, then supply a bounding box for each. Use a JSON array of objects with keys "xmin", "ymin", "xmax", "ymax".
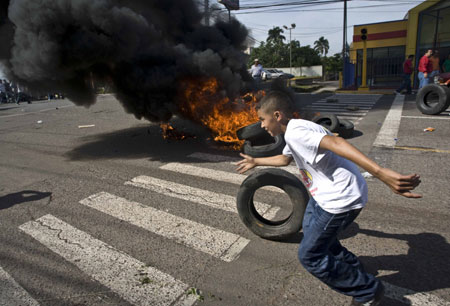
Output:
[
  {"xmin": 237, "ymin": 168, "xmax": 310, "ymax": 240},
  {"xmin": 236, "ymin": 122, "xmax": 269, "ymax": 141},
  {"xmin": 336, "ymin": 119, "xmax": 354, "ymax": 139},
  {"xmin": 242, "ymin": 134, "xmax": 286, "ymax": 158},
  {"xmin": 416, "ymin": 84, "xmax": 450, "ymax": 115},
  {"xmin": 312, "ymin": 113, "xmax": 340, "ymax": 132}
]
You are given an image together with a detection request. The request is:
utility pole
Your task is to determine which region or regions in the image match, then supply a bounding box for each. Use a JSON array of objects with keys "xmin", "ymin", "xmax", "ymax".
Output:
[
  {"xmin": 204, "ymin": 0, "xmax": 209, "ymax": 26},
  {"xmin": 342, "ymin": 0, "xmax": 347, "ymax": 88},
  {"xmin": 283, "ymin": 23, "xmax": 296, "ymax": 75}
]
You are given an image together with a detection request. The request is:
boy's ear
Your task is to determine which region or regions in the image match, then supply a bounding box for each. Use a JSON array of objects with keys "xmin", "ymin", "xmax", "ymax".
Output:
[{"xmin": 273, "ymin": 111, "xmax": 282, "ymax": 122}]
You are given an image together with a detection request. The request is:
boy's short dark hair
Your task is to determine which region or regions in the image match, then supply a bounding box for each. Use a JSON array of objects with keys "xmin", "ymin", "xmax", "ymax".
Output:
[
  {"xmin": 408, "ymin": 54, "xmax": 414, "ymax": 59},
  {"xmin": 256, "ymin": 90, "xmax": 294, "ymax": 115}
]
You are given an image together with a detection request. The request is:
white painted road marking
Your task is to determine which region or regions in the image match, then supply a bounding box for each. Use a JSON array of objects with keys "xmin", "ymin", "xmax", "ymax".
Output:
[
  {"xmin": 80, "ymin": 192, "xmax": 250, "ymax": 262},
  {"xmin": 187, "ymin": 152, "xmax": 299, "ymax": 174},
  {"xmin": 303, "ymin": 94, "xmax": 381, "ymax": 125},
  {"xmin": 19, "ymin": 214, "xmax": 197, "ymax": 306},
  {"xmin": 160, "ymin": 162, "xmax": 287, "ymax": 194},
  {"xmin": 383, "ymin": 281, "xmax": 450, "ymax": 306},
  {"xmin": 125, "ymin": 175, "xmax": 280, "ymax": 219},
  {"xmin": 188, "ymin": 152, "xmax": 239, "ymax": 163},
  {"xmin": 402, "ymin": 115, "xmax": 450, "ymax": 120},
  {"xmin": 373, "ymin": 94, "xmax": 404, "ymax": 148},
  {"xmin": 0, "ymin": 265, "xmax": 40, "ymax": 306}
]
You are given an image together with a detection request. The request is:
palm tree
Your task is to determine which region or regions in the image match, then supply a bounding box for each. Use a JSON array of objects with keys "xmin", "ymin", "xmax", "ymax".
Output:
[
  {"xmin": 267, "ymin": 27, "xmax": 285, "ymax": 44},
  {"xmin": 314, "ymin": 36, "xmax": 330, "ymax": 57}
]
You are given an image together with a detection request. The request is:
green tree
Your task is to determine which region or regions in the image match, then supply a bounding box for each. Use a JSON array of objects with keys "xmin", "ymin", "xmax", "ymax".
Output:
[
  {"xmin": 323, "ymin": 53, "xmax": 343, "ymax": 80},
  {"xmin": 267, "ymin": 26, "xmax": 286, "ymax": 44},
  {"xmin": 314, "ymin": 36, "xmax": 330, "ymax": 57}
]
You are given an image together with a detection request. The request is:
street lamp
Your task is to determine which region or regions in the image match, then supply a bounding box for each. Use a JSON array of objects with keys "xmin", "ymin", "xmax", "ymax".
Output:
[{"xmin": 283, "ymin": 23, "xmax": 296, "ymax": 75}]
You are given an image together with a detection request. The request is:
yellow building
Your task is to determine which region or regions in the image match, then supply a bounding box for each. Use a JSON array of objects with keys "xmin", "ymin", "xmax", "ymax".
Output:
[{"xmin": 349, "ymin": 0, "xmax": 450, "ymax": 89}]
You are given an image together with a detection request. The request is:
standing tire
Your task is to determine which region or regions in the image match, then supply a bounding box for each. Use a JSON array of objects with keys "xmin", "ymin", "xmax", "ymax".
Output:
[
  {"xmin": 336, "ymin": 119, "xmax": 354, "ymax": 139},
  {"xmin": 236, "ymin": 122, "xmax": 268, "ymax": 141},
  {"xmin": 312, "ymin": 113, "xmax": 340, "ymax": 132},
  {"xmin": 237, "ymin": 168, "xmax": 309, "ymax": 240},
  {"xmin": 242, "ymin": 134, "xmax": 286, "ymax": 158},
  {"xmin": 416, "ymin": 84, "xmax": 450, "ymax": 115}
]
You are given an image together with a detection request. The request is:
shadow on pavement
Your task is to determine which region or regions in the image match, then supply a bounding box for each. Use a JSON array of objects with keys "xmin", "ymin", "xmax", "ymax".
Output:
[
  {"xmin": 65, "ymin": 120, "xmax": 241, "ymax": 163},
  {"xmin": 353, "ymin": 225, "xmax": 450, "ymax": 296},
  {"xmin": 0, "ymin": 190, "xmax": 52, "ymax": 210}
]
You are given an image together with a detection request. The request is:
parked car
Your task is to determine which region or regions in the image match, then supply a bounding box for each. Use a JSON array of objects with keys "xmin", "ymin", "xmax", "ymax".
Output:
[
  {"xmin": 276, "ymin": 69, "xmax": 295, "ymax": 79},
  {"xmin": 262, "ymin": 69, "xmax": 294, "ymax": 80}
]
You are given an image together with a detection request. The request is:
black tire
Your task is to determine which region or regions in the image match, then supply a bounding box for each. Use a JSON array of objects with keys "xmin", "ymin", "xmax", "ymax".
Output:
[
  {"xmin": 312, "ymin": 113, "xmax": 340, "ymax": 132},
  {"xmin": 236, "ymin": 122, "xmax": 269, "ymax": 141},
  {"xmin": 237, "ymin": 168, "xmax": 310, "ymax": 240},
  {"xmin": 242, "ymin": 134, "xmax": 285, "ymax": 158},
  {"xmin": 416, "ymin": 84, "xmax": 450, "ymax": 115},
  {"xmin": 336, "ymin": 119, "xmax": 354, "ymax": 139}
]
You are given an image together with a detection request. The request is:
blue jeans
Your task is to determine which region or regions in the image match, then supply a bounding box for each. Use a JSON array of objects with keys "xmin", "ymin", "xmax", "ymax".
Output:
[
  {"xmin": 396, "ymin": 73, "xmax": 412, "ymax": 93},
  {"xmin": 298, "ymin": 198, "xmax": 380, "ymax": 303},
  {"xmin": 418, "ymin": 72, "xmax": 429, "ymax": 89}
]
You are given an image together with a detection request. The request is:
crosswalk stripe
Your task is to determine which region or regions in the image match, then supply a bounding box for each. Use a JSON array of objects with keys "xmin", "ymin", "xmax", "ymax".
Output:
[
  {"xmin": 80, "ymin": 192, "xmax": 250, "ymax": 262},
  {"xmin": 160, "ymin": 162, "xmax": 286, "ymax": 193},
  {"xmin": 0, "ymin": 265, "xmax": 40, "ymax": 306},
  {"xmin": 188, "ymin": 152, "xmax": 239, "ymax": 162},
  {"xmin": 383, "ymin": 281, "xmax": 450, "ymax": 306},
  {"xmin": 187, "ymin": 152, "xmax": 299, "ymax": 175},
  {"xmin": 308, "ymin": 104, "xmax": 373, "ymax": 109},
  {"xmin": 19, "ymin": 214, "xmax": 197, "ymax": 306},
  {"xmin": 306, "ymin": 110, "xmax": 369, "ymax": 116},
  {"xmin": 125, "ymin": 175, "xmax": 279, "ymax": 219},
  {"xmin": 312, "ymin": 101, "xmax": 377, "ymax": 105},
  {"xmin": 305, "ymin": 94, "xmax": 381, "ymax": 124}
]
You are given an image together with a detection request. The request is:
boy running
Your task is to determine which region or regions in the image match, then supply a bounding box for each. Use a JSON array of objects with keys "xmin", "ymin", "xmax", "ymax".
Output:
[{"xmin": 236, "ymin": 90, "xmax": 421, "ymax": 305}]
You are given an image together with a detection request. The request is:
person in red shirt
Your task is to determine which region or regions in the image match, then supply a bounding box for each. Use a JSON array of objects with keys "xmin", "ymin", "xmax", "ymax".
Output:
[
  {"xmin": 418, "ymin": 49, "xmax": 433, "ymax": 89},
  {"xmin": 429, "ymin": 50, "xmax": 441, "ymax": 80},
  {"xmin": 396, "ymin": 54, "xmax": 414, "ymax": 94}
]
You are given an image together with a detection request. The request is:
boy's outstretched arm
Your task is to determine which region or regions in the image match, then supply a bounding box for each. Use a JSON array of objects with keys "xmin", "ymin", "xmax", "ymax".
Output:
[
  {"xmin": 319, "ymin": 135, "xmax": 422, "ymax": 198},
  {"xmin": 236, "ymin": 153, "xmax": 292, "ymax": 174}
]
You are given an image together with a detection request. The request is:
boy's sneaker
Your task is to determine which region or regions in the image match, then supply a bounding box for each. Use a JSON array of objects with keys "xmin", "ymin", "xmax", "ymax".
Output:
[{"xmin": 350, "ymin": 283, "xmax": 385, "ymax": 306}]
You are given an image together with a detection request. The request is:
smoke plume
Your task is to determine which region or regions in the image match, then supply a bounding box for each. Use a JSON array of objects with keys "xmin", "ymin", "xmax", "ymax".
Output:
[{"xmin": 0, "ymin": 0, "xmax": 253, "ymax": 122}]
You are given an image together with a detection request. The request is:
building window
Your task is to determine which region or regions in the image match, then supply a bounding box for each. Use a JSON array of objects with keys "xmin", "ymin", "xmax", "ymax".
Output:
[{"xmin": 355, "ymin": 46, "xmax": 405, "ymax": 87}]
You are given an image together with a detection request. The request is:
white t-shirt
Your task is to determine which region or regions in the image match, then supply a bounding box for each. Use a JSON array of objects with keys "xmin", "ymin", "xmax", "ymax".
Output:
[{"xmin": 282, "ymin": 119, "xmax": 368, "ymax": 214}]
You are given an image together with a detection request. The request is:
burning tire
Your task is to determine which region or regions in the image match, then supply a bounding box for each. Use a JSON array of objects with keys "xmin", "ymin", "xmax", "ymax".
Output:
[
  {"xmin": 336, "ymin": 119, "xmax": 354, "ymax": 139},
  {"xmin": 312, "ymin": 113, "xmax": 339, "ymax": 132},
  {"xmin": 236, "ymin": 122, "xmax": 271, "ymax": 142},
  {"xmin": 416, "ymin": 84, "xmax": 450, "ymax": 115},
  {"xmin": 242, "ymin": 134, "xmax": 285, "ymax": 158},
  {"xmin": 236, "ymin": 168, "xmax": 309, "ymax": 240}
]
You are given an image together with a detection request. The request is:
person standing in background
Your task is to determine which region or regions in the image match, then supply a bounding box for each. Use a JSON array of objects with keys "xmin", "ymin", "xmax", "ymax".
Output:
[
  {"xmin": 396, "ymin": 55, "xmax": 414, "ymax": 95},
  {"xmin": 429, "ymin": 51, "xmax": 440, "ymax": 81},
  {"xmin": 418, "ymin": 49, "xmax": 433, "ymax": 89},
  {"xmin": 442, "ymin": 54, "xmax": 450, "ymax": 73},
  {"xmin": 250, "ymin": 59, "xmax": 263, "ymax": 88}
]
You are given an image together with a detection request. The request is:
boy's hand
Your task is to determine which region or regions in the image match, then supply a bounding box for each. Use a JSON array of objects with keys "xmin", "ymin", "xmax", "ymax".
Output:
[
  {"xmin": 377, "ymin": 168, "xmax": 422, "ymax": 198},
  {"xmin": 236, "ymin": 153, "xmax": 256, "ymax": 174}
]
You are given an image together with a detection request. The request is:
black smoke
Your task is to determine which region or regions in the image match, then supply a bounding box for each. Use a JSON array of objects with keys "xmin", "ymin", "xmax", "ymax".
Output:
[{"xmin": 0, "ymin": 0, "xmax": 253, "ymax": 122}]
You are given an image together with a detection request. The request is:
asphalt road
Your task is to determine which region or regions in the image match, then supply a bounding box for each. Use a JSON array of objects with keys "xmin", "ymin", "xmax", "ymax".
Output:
[{"xmin": 0, "ymin": 93, "xmax": 449, "ymax": 306}]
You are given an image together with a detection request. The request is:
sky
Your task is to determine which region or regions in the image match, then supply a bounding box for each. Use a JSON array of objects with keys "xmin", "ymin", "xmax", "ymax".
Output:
[{"xmin": 227, "ymin": 0, "xmax": 426, "ymax": 55}]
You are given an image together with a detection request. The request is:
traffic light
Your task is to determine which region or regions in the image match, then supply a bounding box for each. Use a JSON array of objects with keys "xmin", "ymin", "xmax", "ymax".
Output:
[{"xmin": 361, "ymin": 28, "xmax": 368, "ymax": 41}]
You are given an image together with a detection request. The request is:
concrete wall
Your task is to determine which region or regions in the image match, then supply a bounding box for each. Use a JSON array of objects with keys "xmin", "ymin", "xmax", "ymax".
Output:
[{"xmin": 268, "ymin": 66, "xmax": 322, "ymax": 77}]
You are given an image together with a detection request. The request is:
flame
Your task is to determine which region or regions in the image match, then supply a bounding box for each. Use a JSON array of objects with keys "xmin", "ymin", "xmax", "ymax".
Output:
[
  {"xmin": 160, "ymin": 123, "xmax": 195, "ymax": 140},
  {"xmin": 178, "ymin": 77, "xmax": 263, "ymax": 149}
]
